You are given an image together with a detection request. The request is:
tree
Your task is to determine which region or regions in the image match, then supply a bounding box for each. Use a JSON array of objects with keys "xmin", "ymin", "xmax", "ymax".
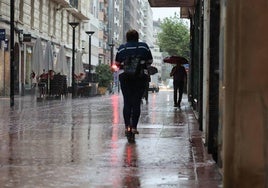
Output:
[
  {"xmin": 95, "ymin": 63, "xmax": 113, "ymax": 88},
  {"xmin": 158, "ymin": 15, "xmax": 190, "ymax": 59}
]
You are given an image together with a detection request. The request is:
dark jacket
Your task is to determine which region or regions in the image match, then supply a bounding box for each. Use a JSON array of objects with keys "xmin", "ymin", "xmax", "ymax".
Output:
[
  {"xmin": 115, "ymin": 41, "xmax": 153, "ymax": 69},
  {"xmin": 170, "ymin": 65, "xmax": 187, "ymax": 82}
]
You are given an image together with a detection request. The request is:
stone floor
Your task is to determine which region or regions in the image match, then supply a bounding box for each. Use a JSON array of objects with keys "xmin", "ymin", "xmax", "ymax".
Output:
[{"xmin": 0, "ymin": 90, "xmax": 222, "ymax": 187}]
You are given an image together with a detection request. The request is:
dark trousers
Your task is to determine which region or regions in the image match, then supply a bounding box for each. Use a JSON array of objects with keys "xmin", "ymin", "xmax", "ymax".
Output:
[
  {"xmin": 119, "ymin": 73, "xmax": 146, "ymax": 129},
  {"xmin": 173, "ymin": 80, "xmax": 184, "ymax": 106}
]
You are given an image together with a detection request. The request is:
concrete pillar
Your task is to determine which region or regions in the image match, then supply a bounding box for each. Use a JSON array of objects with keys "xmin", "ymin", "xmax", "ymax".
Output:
[
  {"xmin": 221, "ymin": 0, "xmax": 268, "ymax": 187},
  {"xmin": 4, "ymin": 49, "xmax": 10, "ymax": 96},
  {"xmin": 202, "ymin": 0, "xmax": 210, "ymax": 142},
  {"xmin": 0, "ymin": 41, "xmax": 4, "ymax": 95}
]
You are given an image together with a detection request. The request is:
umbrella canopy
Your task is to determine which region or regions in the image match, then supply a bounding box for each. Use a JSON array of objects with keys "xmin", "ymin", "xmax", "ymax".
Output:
[
  {"xmin": 163, "ymin": 55, "xmax": 188, "ymax": 64},
  {"xmin": 74, "ymin": 51, "xmax": 85, "ymax": 81},
  {"xmin": 43, "ymin": 41, "xmax": 54, "ymax": 94},
  {"xmin": 75, "ymin": 51, "xmax": 84, "ymax": 75},
  {"xmin": 32, "ymin": 38, "xmax": 43, "ymax": 76},
  {"xmin": 55, "ymin": 45, "xmax": 68, "ymax": 75},
  {"xmin": 43, "ymin": 41, "xmax": 54, "ymax": 72},
  {"xmin": 147, "ymin": 65, "xmax": 158, "ymax": 75}
]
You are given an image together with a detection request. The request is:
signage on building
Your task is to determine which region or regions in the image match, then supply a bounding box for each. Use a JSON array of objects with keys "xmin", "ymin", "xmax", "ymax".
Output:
[
  {"xmin": 0, "ymin": 29, "xmax": 5, "ymax": 41},
  {"xmin": 23, "ymin": 34, "xmax": 31, "ymax": 42}
]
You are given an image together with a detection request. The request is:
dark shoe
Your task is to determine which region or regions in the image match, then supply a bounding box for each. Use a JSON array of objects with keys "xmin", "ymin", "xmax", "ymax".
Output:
[
  {"xmin": 125, "ymin": 127, "xmax": 130, "ymax": 136},
  {"xmin": 125, "ymin": 126, "xmax": 133, "ymax": 136},
  {"xmin": 174, "ymin": 104, "xmax": 178, "ymax": 107},
  {"xmin": 132, "ymin": 129, "xmax": 139, "ymax": 134}
]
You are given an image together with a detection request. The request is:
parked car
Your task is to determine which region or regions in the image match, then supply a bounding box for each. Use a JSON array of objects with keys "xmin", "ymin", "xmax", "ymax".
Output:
[
  {"xmin": 149, "ymin": 82, "xmax": 159, "ymax": 93},
  {"xmin": 158, "ymin": 83, "xmax": 167, "ymax": 90}
]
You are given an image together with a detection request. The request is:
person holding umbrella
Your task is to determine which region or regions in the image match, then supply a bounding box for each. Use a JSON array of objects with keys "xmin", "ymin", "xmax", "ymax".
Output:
[{"xmin": 170, "ymin": 61, "xmax": 187, "ymax": 108}]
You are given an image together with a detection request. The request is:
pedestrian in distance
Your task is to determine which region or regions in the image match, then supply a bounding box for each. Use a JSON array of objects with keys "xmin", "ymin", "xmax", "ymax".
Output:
[
  {"xmin": 142, "ymin": 74, "xmax": 151, "ymax": 104},
  {"xmin": 115, "ymin": 29, "xmax": 153, "ymax": 135},
  {"xmin": 30, "ymin": 70, "xmax": 37, "ymax": 88},
  {"xmin": 170, "ymin": 61, "xmax": 187, "ymax": 108}
]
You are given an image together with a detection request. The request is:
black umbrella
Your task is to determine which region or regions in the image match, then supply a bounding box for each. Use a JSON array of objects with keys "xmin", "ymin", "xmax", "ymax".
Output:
[{"xmin": 147, "ymin": 66, "xmax": 158, "ymax": 75}]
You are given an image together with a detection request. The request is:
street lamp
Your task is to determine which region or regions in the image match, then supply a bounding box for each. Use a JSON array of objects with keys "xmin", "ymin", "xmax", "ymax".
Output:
[
  {"xmin": 85, "ymin": 31, "xmax": 95, "ymax": 79},
  {"xmin": 108, "ymin": 40, "xmax": 118, "ymax": 93},
  {"xmin": 68, "ymin": 22, "xmax": 79, "ymax": 98},
  {"xmin": 108, "ymin": 40, "xmax": 114, "ymax": 66},
  {"xmin": 10, "ymin": 0, "xmax": 15, "ymax": 106}
]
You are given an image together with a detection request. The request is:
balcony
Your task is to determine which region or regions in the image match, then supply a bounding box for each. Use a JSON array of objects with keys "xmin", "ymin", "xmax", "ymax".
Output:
[
  {"xmin": 67, "ymin": 8, "xmax": 89, "ymax": 20},
  {"xmin": 51, "ymin": 0, "xmax": 88, "ymax": 20}
]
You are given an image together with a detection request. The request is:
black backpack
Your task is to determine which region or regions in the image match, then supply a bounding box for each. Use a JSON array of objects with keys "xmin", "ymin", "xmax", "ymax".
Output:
[{"xmin": 123, "ymin": 45, "xmax": 144, "ymax": 77}]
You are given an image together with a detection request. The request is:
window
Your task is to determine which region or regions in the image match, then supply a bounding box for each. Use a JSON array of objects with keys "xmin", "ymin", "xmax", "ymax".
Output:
[
  {"xmin": 48, "ymin": 1, "xmax": 51, "ymax": 34},
  {"xmin": 53, "ymin": 7, "xmax": 56, "ymax": 36},
  {"xmin": 19, "ymin": 0, "xmax": 23, "ymax": 21},
  {"xmin": 39, "ymin": 0, "xmax": 43, "ymax": 31},
  {"xmin": 30, "ymin": 0, "xmax": 34, "ymax": 28},
  {"xmin": 61, "ymin": 11, "xmax": 64, "ymax": 41},
  {"xmin": 67, "ymin": 14, "xmax": 70, "ymax": 43}
]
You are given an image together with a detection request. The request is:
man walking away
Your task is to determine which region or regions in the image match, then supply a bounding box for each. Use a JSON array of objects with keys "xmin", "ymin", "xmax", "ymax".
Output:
[{"xmin": 115, "ymin": 29, "xmax": 153, "ymax": 134}]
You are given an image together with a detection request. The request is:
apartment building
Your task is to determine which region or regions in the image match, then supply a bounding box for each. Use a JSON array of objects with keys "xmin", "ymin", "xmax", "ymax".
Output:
[
  {"xmin": 151, "ymin": 21, "xmax": 164, "ymax": 84},
  {"xmin": 107, "ymin": 0, "xmax": 154, "ymax": 63},
  {"xmin": 142, "ymin": 1, "xmax": 154, "ymax": 47}
]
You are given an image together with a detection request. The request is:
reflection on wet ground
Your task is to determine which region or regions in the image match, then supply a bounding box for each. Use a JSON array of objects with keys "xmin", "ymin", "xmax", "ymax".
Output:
[{"xmin": 0, "ymin": 91, "xmax": 222, "ymax": 187}]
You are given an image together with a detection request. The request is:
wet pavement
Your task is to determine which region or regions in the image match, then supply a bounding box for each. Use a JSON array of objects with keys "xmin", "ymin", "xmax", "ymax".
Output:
[{"xmin": 0, "ymin": 90, "xmax": 222, "ymax": 188}]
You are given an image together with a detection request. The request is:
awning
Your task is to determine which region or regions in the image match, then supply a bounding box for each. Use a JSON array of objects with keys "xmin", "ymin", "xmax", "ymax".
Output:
[
  {"xmin": 75, "ymin": 51, "xmax": 84, "ymax": 75},
  {"xmin": 43, "ymin": 41, "xmax": 54, "ymax": 72},
  {"xmin": 180, "ymin": 7, "xmax": 195, "ymax": 19},
  {"xmin": 55, "ymin": 45, "xmax": 68, "ymax": 75},
  {"xmin": 148, "ymin": 0, "xmax": 195, "ymax": 7},
  {"xmin": 148, "ymin": 0, "xmax": 195, "ymax": 19},
  {"xmin": 32, "ymin": 38, "xmax": 43, "ymax": 76}
]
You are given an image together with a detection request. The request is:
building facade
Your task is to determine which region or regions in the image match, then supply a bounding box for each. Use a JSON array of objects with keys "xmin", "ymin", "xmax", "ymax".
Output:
[
  {"xmin": 121, "ymin": 0, "xmax": 153, "ymax": 45},
  {"xmin": 149, "ymin": 0, "xmax": 268, "ymax": 187},
  {"xmin": 151, "ymin": 21, "xmax": 163, "ymax": 85},
  {"xmin": 0, "ymin": 0, "xmax": 155, "ymax": 97}
]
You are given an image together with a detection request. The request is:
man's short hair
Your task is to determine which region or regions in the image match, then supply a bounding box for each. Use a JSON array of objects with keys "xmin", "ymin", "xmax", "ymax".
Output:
[{"xmin": 126, "ymin": 29, "xmax": 139, "ymax": 42}]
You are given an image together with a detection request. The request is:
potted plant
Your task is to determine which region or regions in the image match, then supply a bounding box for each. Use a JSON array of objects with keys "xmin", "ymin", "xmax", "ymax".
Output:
[{"xmin": 95, "ymin": 63, "xmax": 113, "ymax": 95}]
